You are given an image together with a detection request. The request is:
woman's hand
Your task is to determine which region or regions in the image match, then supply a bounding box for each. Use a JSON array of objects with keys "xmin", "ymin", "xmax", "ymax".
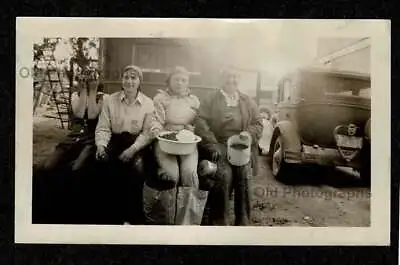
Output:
[
  {"xmin": 96, "ymin": 145, "xmax": 108, "ymax": 161},
  {"xmin": 211, "ymin": 150, "xmax": 220, "ymax": 162},
  {"xmin": 87, "ymin": 71, "xmax": 99, "ymax": 93},
  {"xmin": 166, "ymin": 124, "xmax": 185, "ymax": 132},
  {"xmin": 78, "ymin": 79, "xmax": 87, "ymax": 93},
  {"xmin": 119, "ymin": 146, "xmax": 137, "ymax": 163},
  {"xmin": 184, "ymin": 124, "xmax": 195, "ymax": 132},
  {"xmin": 239, "ymin": 131, "xmax": 252, "ymax": 143},
  {"xmin": 209, "ymin": 145, "xmax": 222, "ymax": 162},
  {"xmin": 88, "ymin": 81, "xmax": 98, "ymax": 93}
]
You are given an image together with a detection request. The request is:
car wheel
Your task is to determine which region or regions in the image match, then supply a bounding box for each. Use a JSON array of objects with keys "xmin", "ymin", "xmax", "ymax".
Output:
[{"xmin": 271, "ymin": 134, "xmax": 292, "ymax": 180}]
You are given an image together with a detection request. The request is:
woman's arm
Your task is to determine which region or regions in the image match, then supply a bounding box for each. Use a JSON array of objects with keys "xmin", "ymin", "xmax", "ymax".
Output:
[
  {"xmin": 245, "ymin": 98, "xmax": 264, "ymax": 144},
  {"xmin": 149, "ymin": 92, "xmax": 167, "ymax": 138},
  {"xmin": 86, "ymin": 81, "xmax": 101, "ymax": 119},
  {"xmin": 71, "ymin": 83, "xmax": 88, "ymax": 118},
  {"xmin": 95, "ymin": 96, "xmax": 112, "ymax": 148},
  {"xmin": 130, "ymin": 110, "xmax": 155, "ymax": 152},
  {"xmin": 184, "ymin": 95, "xmax": 200, "ymax": 131},
  {"xmin": 194, "ymin": 95, "xmax": 218, "ymax": 148}
]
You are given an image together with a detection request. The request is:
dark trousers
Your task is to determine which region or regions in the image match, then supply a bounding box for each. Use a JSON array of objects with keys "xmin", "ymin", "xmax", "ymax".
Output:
[
  {"xmin": 202, "ymin": 144, "xmax": 252, "ymax": 226},
  {"xmin": 38, "ymin": 134, "xmax": 93, "ymax": 172},
  {"xmin": 32, "ymin": 164, "xmax": 71, "ymax": 224},
  {"xmin": 93, "ymin": 132, "xmax": 154, "ymax": 225},
  {"xmin": 32, "ymin": 134, "xmax": 95, "ymax": 224}
]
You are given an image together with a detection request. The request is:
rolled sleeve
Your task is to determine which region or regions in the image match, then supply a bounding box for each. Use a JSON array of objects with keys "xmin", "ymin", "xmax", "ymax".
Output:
[
  {"xmin": 71, "ymin": 91, "xmax": 87, "ymax": 118},
  {"xmin": 194, "ymin": 94, "xmax": 219, "ymax": 150},
  {"xmin": 246, "ymin": 99, "xmax": 264, "ymax": 144},
  {"xmin": 150, "ymin": 93, "xmax": 167, "ymax": 138},
  {"xmin": 95, "ymin": 96, "xmax": 112, "ymax": 148},
  {"xmin": 190, "ymin": 94, "xmax": 201, "ymax": 111},
  {"xmin": 70, "ymin": 92, "xmax": 79, "ymax": 114}
]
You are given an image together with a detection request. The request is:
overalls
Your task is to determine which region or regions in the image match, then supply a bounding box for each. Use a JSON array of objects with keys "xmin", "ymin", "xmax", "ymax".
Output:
[{"xmin": 205, "ymin": 103, "xmax": 252, "ymax": 226}]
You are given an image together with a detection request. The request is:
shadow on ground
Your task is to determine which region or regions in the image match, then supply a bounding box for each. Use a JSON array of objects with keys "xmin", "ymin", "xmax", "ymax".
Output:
[{"xmin": 261, "ymin": 155, "xmax": 368, "ymax": 188}]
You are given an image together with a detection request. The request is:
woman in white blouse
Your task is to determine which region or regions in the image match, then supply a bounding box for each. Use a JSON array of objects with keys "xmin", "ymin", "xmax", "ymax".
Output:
[{"xmin": 93, "ymin": 65, "xmax": 155, "ymax": 225}]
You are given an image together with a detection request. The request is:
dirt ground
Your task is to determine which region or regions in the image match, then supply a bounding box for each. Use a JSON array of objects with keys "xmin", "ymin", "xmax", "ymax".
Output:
[
  {"xmin": 250, "ymin": 160, "xmax": 370, "ymax": 226},
  {"xmin": 33, "ymin": 117, "xmax": 69, "ymax": 166},
  {"xmin": 33, "ymin": 116, "xmax": 370, "ymax": 227}
]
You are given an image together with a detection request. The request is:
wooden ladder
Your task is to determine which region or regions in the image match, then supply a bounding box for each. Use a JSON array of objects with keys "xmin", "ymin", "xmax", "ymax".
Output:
[{"xmin": 40, "ymin": 55, "xmax": 72, "ymax": 129}]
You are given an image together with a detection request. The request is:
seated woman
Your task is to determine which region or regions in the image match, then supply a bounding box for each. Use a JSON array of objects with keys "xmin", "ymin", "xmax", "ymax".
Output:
[
  {"xmin": 32, "ymin": 71, "xmax": 105, "ymax": 224},
  {"xmin": 194, "ymin": 67, "xmax": 263, "ymax": 226},
  {"xmin": 36, "ymin": 70, "xmax": 105, "ymax": 173},
  {"xmin": 143, "ymin": 66, "xmax": 201, "ymax": 225},
  {"xmin": 94, "ymin": 65, "xmax": 155, "ymax": 225}
]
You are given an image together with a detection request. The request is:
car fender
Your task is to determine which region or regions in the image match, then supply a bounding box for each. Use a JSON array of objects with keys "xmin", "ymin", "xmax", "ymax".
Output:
[{"xmin": 270, "ymin": 120, "xmax": 302, "ymax": 155}]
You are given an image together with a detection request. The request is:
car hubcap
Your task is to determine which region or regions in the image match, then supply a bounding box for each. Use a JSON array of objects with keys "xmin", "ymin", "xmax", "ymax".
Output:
[{"xmin": 272, "ymin": 138, "xmax": 282, "ymax": 176}]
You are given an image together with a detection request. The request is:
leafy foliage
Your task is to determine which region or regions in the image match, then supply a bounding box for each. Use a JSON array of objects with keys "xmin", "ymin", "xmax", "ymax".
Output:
[
  {"xmin": 33, "ymin": 37, "xmax": 100, "ymax": 85},
  {"xmin": 33, "ymin": 38, "xmax": 61, "ymax": 62}
]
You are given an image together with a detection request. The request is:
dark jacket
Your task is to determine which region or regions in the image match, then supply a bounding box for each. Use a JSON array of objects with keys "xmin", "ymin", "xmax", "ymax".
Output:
[{"xmin": 194, "ymin": 90, "xmax": 263, "ymax": 175}]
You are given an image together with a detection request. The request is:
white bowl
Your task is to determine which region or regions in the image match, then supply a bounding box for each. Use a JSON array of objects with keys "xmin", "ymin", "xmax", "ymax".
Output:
[{"xmin": 157, "ymin": 131, "xmax": 202, "ymax": 155}]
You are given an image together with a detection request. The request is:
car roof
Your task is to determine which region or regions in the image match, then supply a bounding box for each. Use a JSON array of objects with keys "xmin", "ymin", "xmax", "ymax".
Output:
[
  {"xmin": 299, "ymin": 67, "xmax": 370, "ymax": 80},
  {"xmin": 280, "ymin": 66, "xmax": 371, "ymax": 82}
]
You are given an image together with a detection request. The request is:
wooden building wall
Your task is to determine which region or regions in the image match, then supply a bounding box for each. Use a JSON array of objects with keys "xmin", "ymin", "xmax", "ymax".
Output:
[
  {"xmin": 314, "ymin": 38, "xmax": 371, "ymax": 75},
  {"xmin": 100, "ymin": 38, "xmax": 262, "ymax": 102}
]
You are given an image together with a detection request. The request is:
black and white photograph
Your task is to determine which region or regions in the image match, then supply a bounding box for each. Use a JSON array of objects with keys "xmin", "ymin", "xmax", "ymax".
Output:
[{"xmin": 15, "ymin": 18, "xmax": 390, "ymax": 245}]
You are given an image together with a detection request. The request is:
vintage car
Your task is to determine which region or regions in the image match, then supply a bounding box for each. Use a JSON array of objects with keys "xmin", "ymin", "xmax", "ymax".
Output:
[{"xmin": 269, "ymin": 67, "xmax": 371, "ymax": 184}]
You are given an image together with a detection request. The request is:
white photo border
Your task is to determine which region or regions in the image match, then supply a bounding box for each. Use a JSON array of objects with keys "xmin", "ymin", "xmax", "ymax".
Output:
[{"xmin": 15, "ymin": 18, "xmax": 391, "ymax": 245}]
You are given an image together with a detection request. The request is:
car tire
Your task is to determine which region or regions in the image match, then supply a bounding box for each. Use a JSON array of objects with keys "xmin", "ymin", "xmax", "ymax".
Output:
[{"xmin": 270, "ymin": 134, "xmax": 292, "ymax": 181}]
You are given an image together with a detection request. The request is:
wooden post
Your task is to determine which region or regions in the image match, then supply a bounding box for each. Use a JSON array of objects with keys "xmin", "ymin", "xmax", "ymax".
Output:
[{"xmin": 98, "ymin": 38, "xmax": 106, "ymax": 80}]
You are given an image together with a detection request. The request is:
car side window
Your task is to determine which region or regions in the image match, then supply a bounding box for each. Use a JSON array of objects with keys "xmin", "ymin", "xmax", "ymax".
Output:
[{"xmin": 277, "ymin": 77, "xmax": 292, "ymax": 103}]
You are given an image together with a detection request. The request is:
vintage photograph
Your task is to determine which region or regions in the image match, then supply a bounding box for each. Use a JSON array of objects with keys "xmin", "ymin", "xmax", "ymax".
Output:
[{"xmin": 15, "ymin": 18, "xmax": 390, "ymax": 245}]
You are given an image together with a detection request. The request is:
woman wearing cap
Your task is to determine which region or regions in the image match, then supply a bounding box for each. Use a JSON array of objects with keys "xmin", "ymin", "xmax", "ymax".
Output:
[
  {"xmin": 144, "ymin": 66, "xmax": 201, "ymax": 225},
  {"xmin": 195, "ymin": 67, "xmax": 263, "ymax": 226},
  {"xmin": 94, "ymin": 65, "xmax": 155, "ymax": 225}
]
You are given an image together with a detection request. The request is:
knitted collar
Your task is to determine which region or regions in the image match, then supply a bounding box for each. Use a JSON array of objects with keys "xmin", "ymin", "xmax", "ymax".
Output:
[{"xmin": 220, "ymin": 89, "xmax": 239, "ymax": 107}]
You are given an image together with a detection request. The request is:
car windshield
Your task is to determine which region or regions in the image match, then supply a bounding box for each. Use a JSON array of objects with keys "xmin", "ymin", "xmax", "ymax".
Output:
[{"xmin": 301, "ymin": 72, "xmax": 371, "ymax": 99}]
